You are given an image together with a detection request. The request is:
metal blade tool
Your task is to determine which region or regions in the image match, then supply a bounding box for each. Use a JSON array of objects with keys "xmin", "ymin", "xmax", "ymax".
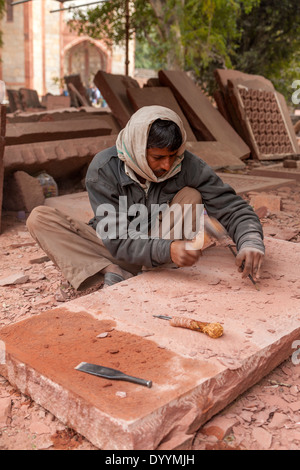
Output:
[
  {"xmin": 75, "ymin": 362, "xmax": 152, "ymax": 388},
  {"xmin": 200, "ymin": 215, "xmax": 260, "ymax": 290}
]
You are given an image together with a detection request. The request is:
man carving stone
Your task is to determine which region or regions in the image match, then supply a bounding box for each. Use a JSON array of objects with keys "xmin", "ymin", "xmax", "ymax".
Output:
[{"xmin": 27, "ymin": 106, "xmax": 264, "ymax": 289}]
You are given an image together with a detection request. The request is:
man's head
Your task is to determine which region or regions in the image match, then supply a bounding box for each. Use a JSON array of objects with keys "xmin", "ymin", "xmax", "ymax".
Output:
[
  {"xmin": 146, "ymin": 119, "xmax": 183, "ymax": 178},
  {"xmin": 116, "ymin": 106, "xmax": 186, "ymax": 183}
]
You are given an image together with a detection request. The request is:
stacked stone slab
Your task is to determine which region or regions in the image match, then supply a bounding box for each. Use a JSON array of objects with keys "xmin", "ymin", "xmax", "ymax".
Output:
[
  {"xmin": 94, "ymin": 71, "xmax": 140, "ymax": 128},
  {"xmin": 3, "ymin": 134, "xmax": 117, "ymax": 179},
  {"xmin": 64, "ymin": 74, "xmax": 91, "ymax": 107},
  {"xmin": 158, "ymin": 70, "xmax": 250, "ymax": 162},
  {"xmin": 19, "ymin": 88, "xmax": 46, "ymax": 111},
  {"xmin": 94, "ymin": 70, "xmax": 249, "ymax": 170},
  {"xmin": 5, "ymin": 118, "xmax": 112, "ymax": 146},
  {"xmin": 214, "ymin": 69, "xmax": 300, "ymax": 161},
  {"xmin": 127, "ymin": 86, "xmax": 197, "ymax": 142}
]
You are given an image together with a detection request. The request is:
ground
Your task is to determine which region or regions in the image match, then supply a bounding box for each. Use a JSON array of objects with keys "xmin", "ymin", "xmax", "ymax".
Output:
[{"xmin": 0, "ymin": 168, "xmax": 300, "ymax": 450}]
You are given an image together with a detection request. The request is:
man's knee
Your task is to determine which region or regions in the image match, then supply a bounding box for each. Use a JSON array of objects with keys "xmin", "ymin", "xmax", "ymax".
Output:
[
  {"xmin": 26, "ymin": 205, "xmax": 54, "ymax": 233},
  {"xmin": 172, "ymin": 187, "xmax": 202, "ymax": 205}
]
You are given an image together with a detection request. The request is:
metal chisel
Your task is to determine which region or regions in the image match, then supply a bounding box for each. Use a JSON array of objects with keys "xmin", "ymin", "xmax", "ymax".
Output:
[{"xmin": 75, "ymin": 362, "xmax": 152, "ymax": 388}]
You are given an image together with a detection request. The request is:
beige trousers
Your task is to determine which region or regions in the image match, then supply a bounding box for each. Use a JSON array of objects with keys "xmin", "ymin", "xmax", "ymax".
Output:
[{"xmin": 26, "ymin": 187, "xmax": 202, "ymax": 290}]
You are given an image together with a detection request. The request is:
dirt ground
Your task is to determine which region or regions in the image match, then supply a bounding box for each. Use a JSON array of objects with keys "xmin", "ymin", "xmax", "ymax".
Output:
[{"xmin": 0, "ymin": 166, "xmax": 300, "ymax": 450}]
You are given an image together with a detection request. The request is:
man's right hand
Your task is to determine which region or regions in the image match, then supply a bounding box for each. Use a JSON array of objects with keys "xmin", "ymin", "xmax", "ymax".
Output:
[{"xmin": 170, "ymin": 240, "xmax": 202, "ymax": 267}]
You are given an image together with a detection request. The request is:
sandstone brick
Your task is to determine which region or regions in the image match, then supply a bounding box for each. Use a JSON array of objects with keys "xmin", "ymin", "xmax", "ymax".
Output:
[
  {"xmin": 3, "ymin": 170, "xmax": 45, "ymax": 212},
  {"xmin": 42, "ymin": 95, "xmax": 71, "ymax": 110},
  {"xmin": 283, "ymin": 159, "xmax": 297, "ymax": 168},
  {"xmin": 249, "ymin": 193, "xmax": 282, "ymax": 213}
]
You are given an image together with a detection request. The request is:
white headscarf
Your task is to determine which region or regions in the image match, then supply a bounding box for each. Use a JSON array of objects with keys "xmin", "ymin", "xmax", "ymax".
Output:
[{"xmin": 116, "ymin": 105, "xmax": 187, "ymax": 183}]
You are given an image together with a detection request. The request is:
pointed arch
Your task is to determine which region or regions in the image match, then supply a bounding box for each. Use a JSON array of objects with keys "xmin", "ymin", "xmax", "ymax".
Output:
[{"xmin": 61, "ymin": 37, "xmax": 112, "ymax": 87}]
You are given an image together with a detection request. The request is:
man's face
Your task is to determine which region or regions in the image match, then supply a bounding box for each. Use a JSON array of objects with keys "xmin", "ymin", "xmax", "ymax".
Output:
[{"xmin": 146, "ymin": 147, "xmax": 178, "ymax": 178}]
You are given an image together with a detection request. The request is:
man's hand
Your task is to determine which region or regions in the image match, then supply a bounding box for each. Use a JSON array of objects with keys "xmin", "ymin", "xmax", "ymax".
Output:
[
  {"xmin": 170, "ymin": 240, "xmax": 202, "ymax": 267},
  {"xmin": 235, "ymin": 247, "xmax": 264, "ymax": 280}
]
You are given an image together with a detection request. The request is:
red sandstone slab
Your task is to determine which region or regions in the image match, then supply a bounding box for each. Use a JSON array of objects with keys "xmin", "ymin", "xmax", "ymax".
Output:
[
  {"xmin": 127, "ymin": 87, "xmax": 197, "ymax": 141},
  {"xmin": 64, "ymin": 74, "xmax": 91, "ymax": 108},
  {"xmin": 5, "ymin": 119, "xmax": 112, "ymax": 146},
  {"xmin": 42, "ymin": 170, "xmax": 296, "ymax": 221},
  {"xmin": 158, "ymin": 70, "xmax": 250, "ymax": 160},
  {"xmin": 227, "ymin": 82, "xmax": 299, "ymax": 161},
  {"xmin": 94, "ymin": 71, "xmax": 140, "ymax": 128},
  {"xmin": 44, "ymin": 192, "xmax": 93, "ymax": 222},
  {"xmin": 3, "ymin": 134, "xmax": 117, "ymax": 178},
  {"xmin": 43, "ymin": 95, "xmax": 71, "ymax": 110},
  {"xmin": 186, "ymin": 141, "xmax": 245, "ymax": 170},
  {"xmin": 7, "ymin": 110, "xmax": 122, "ymax": 135},
  {"xmin": 214, "ymin": 69, "xmax": 275, "ymax": 95},
  {"xmin": 251, "ymin": 163, "xmax": 300, "ymax": 182},
  {"xmin": 3, "ymin": 170, "xmax": 45, "ymax": 212},
  {"xmin": 19, "ymin": 88, "xmax": 45, "ymax": 110},
  {"xmin": 7, "ymin": 107, "xmax": 109, "ymax": 123},
  {"xmin": 216, "ymin": 172, "xmax": 296, "ymax": 195},
  {"xmin": 0, "ymin": 238, "xmax": 300, "ymax": 449}
]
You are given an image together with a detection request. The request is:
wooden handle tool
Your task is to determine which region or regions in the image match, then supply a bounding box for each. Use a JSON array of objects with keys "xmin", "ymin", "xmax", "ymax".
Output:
[{"xmin": 153, "ymin": 315, "xmax": 223, "ymax": 338}]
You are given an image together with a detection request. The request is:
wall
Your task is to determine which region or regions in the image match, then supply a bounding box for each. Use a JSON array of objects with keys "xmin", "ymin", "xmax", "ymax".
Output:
[{"xmin": 0, "ymin": 0, "xmax": 134, "ymax": 98}]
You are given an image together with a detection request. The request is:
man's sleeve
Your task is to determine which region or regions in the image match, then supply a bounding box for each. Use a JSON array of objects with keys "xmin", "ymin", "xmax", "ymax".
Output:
[
  {"xmin": 85, "ymin": 171, "xmax": 173, "ymax": 267},
  {"xmin": 194, "ymin": 164, "xmax": 265, "ymax": 253}
]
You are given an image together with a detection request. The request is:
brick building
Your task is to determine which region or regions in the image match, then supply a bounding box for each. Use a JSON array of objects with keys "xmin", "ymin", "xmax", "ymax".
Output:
[{"xmin": 0, "ymin": 0, "xmax": 134, "ymax": 97}]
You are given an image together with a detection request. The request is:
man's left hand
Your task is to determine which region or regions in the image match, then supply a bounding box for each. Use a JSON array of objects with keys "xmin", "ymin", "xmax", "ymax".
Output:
[{"xmin": 235, "ymin": 247, "xmax": 264, "ymax": 280}]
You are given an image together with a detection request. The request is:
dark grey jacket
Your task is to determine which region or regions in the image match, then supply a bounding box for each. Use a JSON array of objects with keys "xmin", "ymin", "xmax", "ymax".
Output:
[{"xmin": 86, "ymin": 145, "xmax": 264, "ymax": 267}]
